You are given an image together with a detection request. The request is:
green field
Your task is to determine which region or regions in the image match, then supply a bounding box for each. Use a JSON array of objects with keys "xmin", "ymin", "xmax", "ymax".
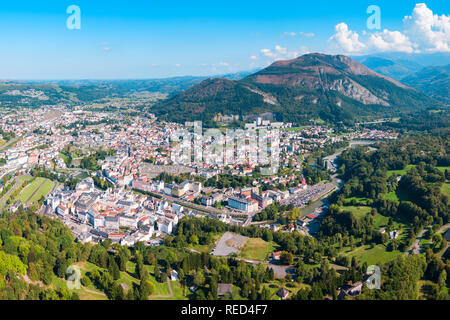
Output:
[
  {"xmin": 386, "ymin": 164, "xmax": 416, "ymax": 178},
  {"xmin": 281, "ymin": 126, "xmax": 310, "ymax": 132},
  {"xmin": 13, "ymin": 177, "xmax": 48, "ymax": 204},
  {"xmin": 262, "ymin": 280, "xmax": 311, "ymax": 300},
  {"xmin": 383, "ymin": 187, "xmax": 412, "ymax": 202},
  {"xmin": 340, "ymin": 205, "xmax": 371, "ymax": 218},
  {"xmin": 342, "ymin": 196, "xmax": 369, "ymax": 205},
  {"xmin": 188, "ymin": 233, "xmax": 221, "ymax": 254},
  {"xmin": 240, "ymin": 238, "xmax": 279, "ymax": 261},
  {"xmin": 28, "ymin": 179, "xmax": 54, "ymax": 205},
  {"xmin": 339, "ymin": 205, "xmax": 390, "ymax": 229},
  {"xmin": 342, "ymin": 244, "xmax": 403, "ymax": 266},
  {"xmin": 441, "ymin": 182, "xmax": 450, "ymax": 197},
  {"xmin": 125, "ymin": 261, "xmax": 187, "ymax": 299},
  {"xmin": 436, "ymin": 166, "xmax": 450, "ymax": 173},
  {"xmin": 337, "ymin": 203, "xmax": 408, "ymax": 265}
]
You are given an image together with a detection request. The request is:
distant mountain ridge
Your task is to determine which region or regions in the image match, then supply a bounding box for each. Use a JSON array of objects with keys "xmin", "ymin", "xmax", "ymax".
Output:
[
  {"xmin": 0, "ymin": 70, "xmax": 257, "ymax": 108},
  {"xmin": 402, "ymin": 65, "xmax": 450, "ymax": 105},
  {"xmin": 355, "ymin": 56, "xmax": 423, "ymax": 80},
  {"xmin": 354, "ymin": 52, "xmax": 450, "ymax": 81},
  {"xmin": 153, "ymin": 53, "xmax": 437, "ymax": 126}
]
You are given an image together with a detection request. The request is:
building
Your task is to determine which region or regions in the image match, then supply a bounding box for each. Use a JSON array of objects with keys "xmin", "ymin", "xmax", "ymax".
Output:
[
  {"xmin": 228, "ymin": 196, "xmax": 258, "ymax": 213},
  {"xmin": 104, "ymin": 216, "xmax": 120, "ymax": 232},
  {"xmin": 337, "ymin": 282, "xmax": 363, "ymax": 299},
  {"xmin": 277, "ymin": 288, "xmax": 289, "ymax": 300},
  {"xmin": 157, "ymin": 218, "xmax": 173, "ymax": 235},
  {"xmin": 272, "ymin": 251, "xmax": 282, "ymax": 261},
  {"xmin": 170, "ymin": 270, "xmax": 179, "ymax": 281}
]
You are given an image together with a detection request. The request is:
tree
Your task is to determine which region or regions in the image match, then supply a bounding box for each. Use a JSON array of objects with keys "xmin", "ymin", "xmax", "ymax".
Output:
[
  {"xmin": 138, "ymin": 280, "xmax": 153, "ymax": 300},
  {"xmin": 261, "ymin": 286, "xmax": 271, "ymax": 300},
  {"xmin": 193, "ymin": 270, "xmax": 205, "ymax": 287},
  {"xmin": 287, "ymin": 207, "xmax": 302, "ymax": 222},
  {"xmin": 280, "ymin": 252, "xmax": 293, "ymax": 265},
  {"xmin": 438, "ymin": 270, "xmax": 447, "ymax": 289},
  {"xmin": 108, "ymin": 257, "xmax": 121, "ymax": 280},
  {"xmin": 189, "ymin": 235, "xmax": 199, "ymax": 245}
]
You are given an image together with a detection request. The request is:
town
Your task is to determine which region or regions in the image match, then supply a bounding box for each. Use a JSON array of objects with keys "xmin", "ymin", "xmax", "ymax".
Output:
[{"xmin": 0, "ymin": 105, "xmax": 399, "ymax": 247}]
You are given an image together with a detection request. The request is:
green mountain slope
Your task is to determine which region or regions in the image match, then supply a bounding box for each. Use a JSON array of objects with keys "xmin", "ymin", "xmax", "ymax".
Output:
[
  {"xmin": 401, "ymin": 65, "xmax": 450, "ymax": 105},
  {"xmin": 153, "ymin": 53, "xmax": 438, "ymax": 125}
]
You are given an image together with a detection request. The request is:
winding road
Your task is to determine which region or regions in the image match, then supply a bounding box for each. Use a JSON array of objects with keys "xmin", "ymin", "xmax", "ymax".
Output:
[{"xmin": 149, "ymin": 277, "xmax": 173, "ymax": 299}]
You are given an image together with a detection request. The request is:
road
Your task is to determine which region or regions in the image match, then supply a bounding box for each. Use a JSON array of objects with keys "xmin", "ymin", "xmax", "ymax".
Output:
[
  {"xmin": 0, "ymin": 135, "xmax": 22, "ymax": 152},
  {"xmin": 406, "ymin": 224, "xmax": 450, "ymax": 256},
  {"xmin": 149, "ymin": 277, "xmax": 173, "ymax": 299},
  {"xmin": 139, "ymin": 190, "xmax": 230, "ymax": 217},
  {"xmin": 0, "ymin": 177, "xmax": 20, "ymax": 212}
]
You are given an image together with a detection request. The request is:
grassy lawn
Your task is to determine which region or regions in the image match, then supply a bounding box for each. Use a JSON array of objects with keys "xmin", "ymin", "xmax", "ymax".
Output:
[
  {"xmin": 28, "ymin": 180, "xmax": 54, "ymax": 205},
  {"xmin": 262, "ymin": 280, "xmax": 311, "ymax": 300},
  {"xmin": 188, "ymin": 233, "xmax": 221, "ymax": 253},
  {"xmin": 373, "ymin": 214, "xmax": 390, "ymax": 229},
  {"xmin": 342, "ymin": 196, "xmax": 369, "ymax": 205},
  {"xmin": 384, "ymin": 191, "xmax": 399, "ymax": 201},
  {"xmin": 383, "ymin": 185, "xmax": 412, "ymax": 202},
  {"xmin": 18, "ymin": 175, "xmax": 33, "ymax": 184},
  {"xmin": 436, "ymin": 166, "xmax": 450, "ymax": 173},
  {"xmin": 77, "ymin": 261, "xmax": 186, "ymax": 299},
  {"xmin": 14, "ymin": 177, "xmax": 47, "ymax": 204},
  {"xmin": 44, "ymin": 262, "xmax": 108, "ymax": 300},
  {"xmin": 340, "ymin": 205, "xmax": 371, "ymax": 218},
  {"xmin": 386, "ymin": 164, "xmax": 416, "ymax": 178},
  {"xmin": 240, "ymin": 238, "xmax": 279, "ymax": 261},
  {"xmin": 339, "ymin": 205, "xmax": 390, "ymax": 229},
  {"xmin": 281, "ymin": 126, "xmax": 310, "ymax": 132},
  {"xmin": 440, "ymin": 182, "xmax": 450, "ymax": 198},
  {"xmin": 125, "ymin": 261, "xmax": 185, "ymax": 298},
  {"xmin": 342, "ymin": 244, "xmax": 402, "ymax": 266},
  {"xmin": 152, "ymin": 281, "xmax": 187, "ymax": 300}
]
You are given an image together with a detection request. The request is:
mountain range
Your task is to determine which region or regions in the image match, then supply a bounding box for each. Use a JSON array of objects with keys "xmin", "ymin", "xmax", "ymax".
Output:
[
  {"xmin": 152, "ymin": 53, "xmax": 439, "ymax": 126},
  {"xmin": 401, "ymin": 65, "xmax": 450, "ymax": 105}
]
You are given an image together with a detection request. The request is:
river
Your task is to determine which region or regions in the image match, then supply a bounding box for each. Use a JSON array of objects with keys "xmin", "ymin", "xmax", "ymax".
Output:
[{"xmin": 301, "ymin": 140, "xmax": 376, "ymax": 216}]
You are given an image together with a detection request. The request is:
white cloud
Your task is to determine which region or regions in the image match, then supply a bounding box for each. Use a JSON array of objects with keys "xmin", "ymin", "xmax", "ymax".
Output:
[
  {"xmin": 329, "ymin": 3, "xmax": 450, "ymax": 54},
  {"xmin": 260, "ymin": 45, "xmax": 300, "ymax": 60},
  {"xmin": 250, "ymin": 55, "xmax": 257, "ymax": 60},
  {"xmin": 260, "ymin": 48, "xmax": 275, "ymax": 58},
  {"xmin": 368, "ymin": 29, "xmax": 415, "ymax": 53},
  {"xmin": 328, "ymin": 23, "xmax": 366, "ymax": 53},
  {"xmin": 299, "ymin": 32, "xmax": 315, "ymax": 37},
  {"xmin": 275, "ymin": 45, "xmax": 287, "ymax": 54},
  {"xmin": 218, "ymin": 62, "xmax": 229, "ymax": 66},
  {"xmin": 258, "ymin": 45, "xmax": 309, "ymax": 61},
  {"xmin": 403, "ymin": 3, "xmax": 450, "ymax": 52},
  {"xmin": 282, "ymin": 31, "xmax": 315, "ymax": 37}
]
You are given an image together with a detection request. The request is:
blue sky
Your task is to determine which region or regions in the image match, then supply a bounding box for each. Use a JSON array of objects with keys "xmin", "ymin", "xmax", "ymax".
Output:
[{"xmin": 0, "ymin": 0, "xmax": 448, "ymax": 79}]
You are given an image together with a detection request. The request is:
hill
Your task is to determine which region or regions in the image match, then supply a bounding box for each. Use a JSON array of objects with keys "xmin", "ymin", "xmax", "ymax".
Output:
[
  {"xmin": 0, "ymin": 71, "xmax": 255, "ymax": 108},
  {"xmin": 401, "ymin": 65, "xmax": 450, "ymax": 105},
  {"xmin": 152, "ymin": 53, "xmax": 437, "ymax": 126},
  {"xmin": 355, "ymin": 56, "xmax": 423, "ymax": 80}
]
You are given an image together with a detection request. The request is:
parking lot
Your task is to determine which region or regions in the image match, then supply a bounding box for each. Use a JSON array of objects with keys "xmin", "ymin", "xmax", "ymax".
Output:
[{"xmin": 212, "ymin": 232, "xmax": 248, "ymax": 256}]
